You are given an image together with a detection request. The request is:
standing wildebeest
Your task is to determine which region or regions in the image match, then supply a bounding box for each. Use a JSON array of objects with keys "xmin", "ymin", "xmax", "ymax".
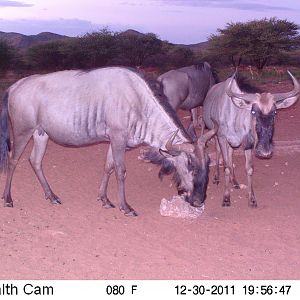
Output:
[
  {"xmin": 203, "ymin": 71, "xmax": 299, "ymax": 207},
  {"xmin": 157, "ymin": 63, "xmax": 218, "ymax": 136},
  {"xmin": 0, "ymin": 67, "xmax": 217, "ymax": 216}
]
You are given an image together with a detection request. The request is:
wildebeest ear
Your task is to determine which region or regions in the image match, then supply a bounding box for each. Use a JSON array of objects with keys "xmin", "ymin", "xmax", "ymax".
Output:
[
  {"xmin": 226, "ymin": 75, "xmax": 256, "ymax": 110},
  {"xmin": 275, "ymin": 95, "xmax": 299, "ymax": 109},
  {"xmin": 230, "ymin": 97, "xmax": 252, "ymax": 110},
  {"xmin": 159, "ymin": 148, "xmax": 180, "ymax": 158}
]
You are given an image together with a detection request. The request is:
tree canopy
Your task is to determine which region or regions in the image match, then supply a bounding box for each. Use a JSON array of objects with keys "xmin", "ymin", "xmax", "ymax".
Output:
[
  {"xmin": 23, "ymin": 29, "xmax": 197, "ymax": 71},
  {"xmin": 116, "ymin": 32, "xmax": 163, "ymax": 66},
  {"xmin": 208, "ymin": 18, "xmax": 300, "ymax": 70}
]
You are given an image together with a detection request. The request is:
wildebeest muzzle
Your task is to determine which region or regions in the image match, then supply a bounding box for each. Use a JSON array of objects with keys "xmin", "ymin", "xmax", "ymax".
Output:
[{"xmin": 255, "ymin": 111, "xmax": 275, "ymax": 159}]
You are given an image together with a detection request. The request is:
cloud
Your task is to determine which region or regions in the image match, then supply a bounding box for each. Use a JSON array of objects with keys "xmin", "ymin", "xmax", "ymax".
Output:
[
  {"xmin": 0, "ymin": 0, "xmax": 33, "ymax": 7},
  {"xmin": 155, "ymin": 0, "xmax": 296, "ymax": 12}
]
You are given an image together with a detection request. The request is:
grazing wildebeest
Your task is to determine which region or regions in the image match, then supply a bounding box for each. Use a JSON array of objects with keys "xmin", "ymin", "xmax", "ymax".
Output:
[
  {"xmin": 157, "ymin": 63, "xmax": 218, "ymax": 137},
  {"xmin": 0, "ymin": 67, "xmax": 217, "ymax": 216},
  {"xmin": 203, "ymin": 71, "xmax": 299, "ymax": 207}
]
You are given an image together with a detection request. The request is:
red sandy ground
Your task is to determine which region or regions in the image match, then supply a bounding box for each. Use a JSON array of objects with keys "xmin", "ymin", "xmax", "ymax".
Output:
[{"xmin": 0, "ymin": 80, "xmax": 299, "ymax": 280}]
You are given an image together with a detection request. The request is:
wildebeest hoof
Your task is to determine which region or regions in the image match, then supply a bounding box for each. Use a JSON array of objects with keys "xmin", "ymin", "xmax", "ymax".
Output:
[
  {"xmin": 51, "ymin": 198, "xmax": 62, "ymax": 205},
  {"xmin": 46, "ymin": 193, "xmax": 62, "ymax": 205},
  {"xmin": 232, "ymin": 179, "xmax": 240, "ymax": 189},
  {"xmin": 102, "ymin": 202, "xmax": 115, "ymax": 209},
  {"xmin": 98, "ymin": 196, "xmax": 115, "ymax": 208},
  {"xmin": 124, "ymin": 210, "xmax": 138, "ymax": 217},
  {"xmin": 248, "ymin": 201, "xmax": 257, "ymax": 208},
  {"xmin": 213, "ymin": 177, "xmax": 220, "ymax": 185},
  {"xmin": 120, "ymin": 206, "xmax": 138, "ymax": 217},
  {"xmin": 222, "ymin": 197, "xmax": 231, "ymax": 207},
  {"xmin": 248, "ymin": 195, "xmax": 257, "ymax": 207},
  {"xmin": 191, "ymin": 201, "xmax": 204, "ymax": 208},
  {"xmin": 4, "ymin": 202, "xmax": 13, "ymax": 208}
]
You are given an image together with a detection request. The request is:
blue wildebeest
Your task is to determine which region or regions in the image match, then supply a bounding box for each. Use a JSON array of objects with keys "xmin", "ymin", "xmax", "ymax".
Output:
[
  {"xmin": 0, "ymin": 67, "xmax": 217, "ymax": 216},
  {"xmin": 157, "ymin": 63, "xmax": 218, "ymax": 137},
  {"xmin": 203, "ymin": 71, "xmax": 299, "ymax": 207}
]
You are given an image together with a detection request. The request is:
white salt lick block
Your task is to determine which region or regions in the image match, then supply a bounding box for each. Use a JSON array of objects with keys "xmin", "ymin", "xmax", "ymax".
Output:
[{"xmin": 160, "ymin": 195, "xmax": 205, "ymax": 219}]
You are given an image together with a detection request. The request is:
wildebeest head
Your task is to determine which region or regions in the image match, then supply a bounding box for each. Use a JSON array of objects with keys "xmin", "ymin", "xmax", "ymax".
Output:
[
  {"xmin": 144, "ymin": 127, "xmax": 217, "ymax": 207},
  {"xmin": 226, "ymin": 71, "xmax": 299, "ymax": 158}
]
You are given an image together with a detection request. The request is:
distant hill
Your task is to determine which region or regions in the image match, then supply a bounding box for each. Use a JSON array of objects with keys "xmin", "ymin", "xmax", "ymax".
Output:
[
  {"xmin": 174, "ymin": 41, "xmax": 209, "ymax": 53},
  {"xmin": 0, "ymin": 31, "xmax": 69, "ymax": 49},
  {"xmin": 118, "ymin": 29, "xmax": 145, "ymax": 38},
  {"xmin": 0, "ymin": 29, "xmax": 208, "ymax": 53}
]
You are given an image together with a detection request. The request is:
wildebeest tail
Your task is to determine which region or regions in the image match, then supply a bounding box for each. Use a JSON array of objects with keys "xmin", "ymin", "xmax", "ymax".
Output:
[{"xmin": 0, "ymin": 91, "xmax": 10, "ymax": 172}]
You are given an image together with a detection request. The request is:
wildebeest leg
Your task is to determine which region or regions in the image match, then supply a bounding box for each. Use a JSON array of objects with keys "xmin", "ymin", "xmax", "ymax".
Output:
[
  {"xmin": 29, "ymin": 131, "xmax": 61, "ymax": 204},
  {"xmin": 3, "ymin": 132, "xmax": 32, "ymax": 207},
  {"xmin": 110, "ymin": 138, "xmax": 137, "ymax": 217},
  {"xmin": 187, "ymin": 108, "xmax": 198, "ymax": 140},
  {"xmin": 98, "ymin": 145, "xmax": 115, "ymax": 209},
  {"xmin": 218, "ymin": 137, "xmax": 232, "ymax": 206},
  {"xmin": 213, "ymin": 137, "xmax": 221, "ymax": 185},
  {"xmin": 200, "ymin": 118, "xmax": 205, "ymax": 136},
  {"xmin": 245, "ymin": 149, "xmax": 257, "ymax": 207},
  {"xmin": 228, "ymin": 147, "xmax": 240, "ymax": 189}
]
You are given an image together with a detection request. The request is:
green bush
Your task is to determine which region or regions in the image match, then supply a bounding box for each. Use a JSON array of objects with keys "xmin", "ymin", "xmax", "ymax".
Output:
[
  {"xmin": 24, "ymin": 29, "xmax": 198, "ymax": 71},
  {"xmin": 0, "ymin": 39, "xmax": 17, "ymax": 73}
]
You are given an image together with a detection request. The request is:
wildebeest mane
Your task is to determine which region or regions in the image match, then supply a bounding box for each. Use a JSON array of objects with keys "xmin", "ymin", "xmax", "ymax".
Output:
[
  {"xmin": 140, "ymin": 72, "xmax": 192, "ymax": 142},
  {"xmin": 194, "ymin": 62, "xmax": 220, "ymax": 84},
  {"xmin": 141, "ymin": 148, "xmax": 176, "ymax": 180},
  {"xmin": 142, "ymin": 148, "xmax": 183, "ymax": 189},
  {"xmin": 194, "ymin": 62, "xmax": 205, "ymax": 70},
  {"xmin": 211, "ymin": 68, "xmax": 220, "ymax": 84}
]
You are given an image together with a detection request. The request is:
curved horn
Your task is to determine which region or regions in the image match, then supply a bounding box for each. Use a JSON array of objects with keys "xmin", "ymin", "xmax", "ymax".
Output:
[
  {"xmin": 226, "ymin": 72, "xmax": 256, "ymax": 103},
  {"xmin": 273, "ymin": 71, "xmax": 300, "ymax": 103},
  {"xmin": 165, "ymin": 130, "xmax": 195, "ymax": 153}
]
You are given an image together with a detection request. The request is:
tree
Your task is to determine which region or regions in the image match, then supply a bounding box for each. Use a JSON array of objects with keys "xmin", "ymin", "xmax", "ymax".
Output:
[
  {"xmin": 25, "ymin": 40, "xmax": 65, "ymax": 70},
  {"xmin": 78, "ymin": 29, "xmax": 119, "ymax": 68},
  {"xmin": 117, "ymin": 32, "xmax": 163, "ymax": 66},
  {"xmin": 25, "ymin": 29, "xmax": 120, "ymax": 70},
  {"xmin": 165, "ymin": 46, "xmax": 195, "ymax": 68},
  {"xmin": 208, "ymin": 18, "xmax": 300, "ymax": 70}
]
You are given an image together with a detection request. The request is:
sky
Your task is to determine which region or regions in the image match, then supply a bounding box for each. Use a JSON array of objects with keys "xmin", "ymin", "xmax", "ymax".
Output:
[{"xmin": 0, "ymin": 0, "xmax": 299, "ymax": 44}]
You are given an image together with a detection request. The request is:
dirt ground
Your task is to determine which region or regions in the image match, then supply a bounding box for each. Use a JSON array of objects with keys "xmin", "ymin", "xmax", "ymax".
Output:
[{"xmin": 0, "ymin": 80, "xmax": 299, "ymax": 280}]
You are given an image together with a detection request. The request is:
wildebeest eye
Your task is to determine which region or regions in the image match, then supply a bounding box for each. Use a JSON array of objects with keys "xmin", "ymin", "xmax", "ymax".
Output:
[
  {"xmin": 269, "ymin": 110, "xmax": 277, "ymax": 118},
  {"xmin": 187, "ymin": 158, "xmax": 194, "ymax": 171}
]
